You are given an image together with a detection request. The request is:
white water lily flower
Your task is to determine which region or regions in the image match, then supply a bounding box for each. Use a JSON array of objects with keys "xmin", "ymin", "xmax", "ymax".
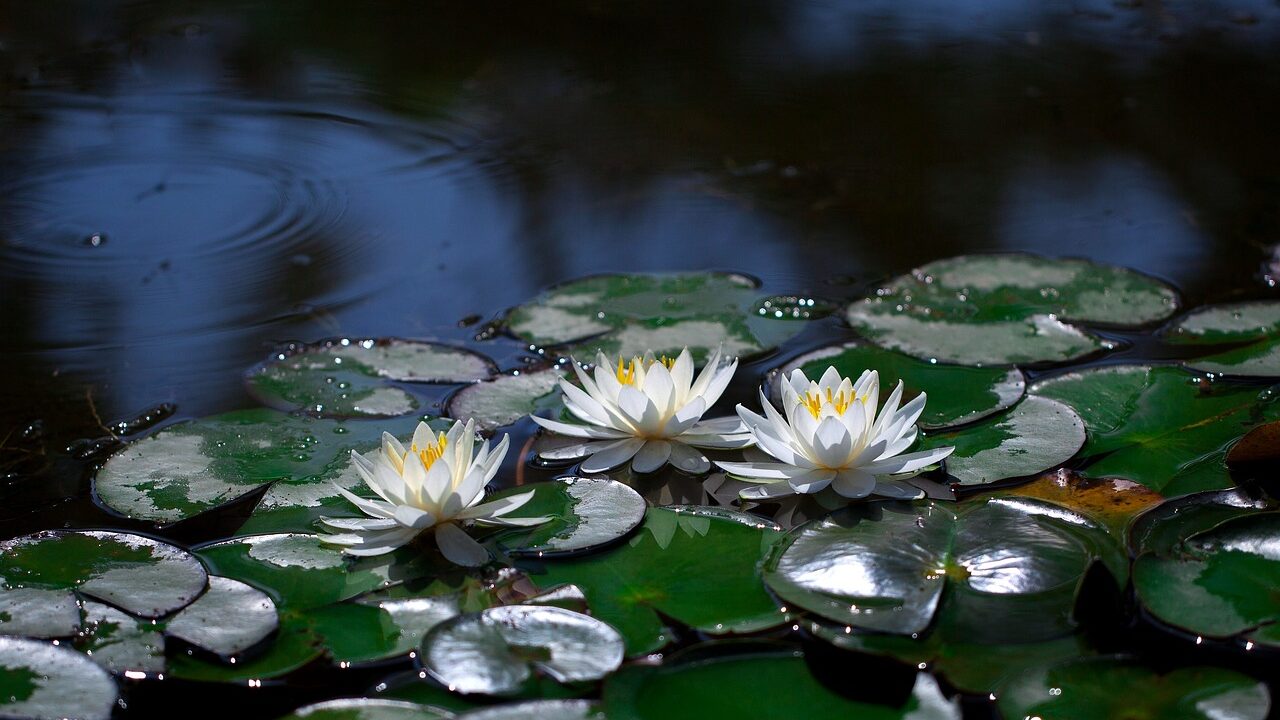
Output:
[
  {"xmin": 716, "ymin": 367, "xmax": 954, "ymax": 501},
  {"xmin": 321, "ymin": 419, "xmax": 550, "ymax": 566},
  {"xmin": 532, "ymin": 347, "xmax": 752, "ymax": 475}
]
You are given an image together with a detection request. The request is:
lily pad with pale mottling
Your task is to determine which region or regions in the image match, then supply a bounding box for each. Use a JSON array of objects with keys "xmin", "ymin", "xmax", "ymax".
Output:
[
  {"xmin": 446, "ymin": 368, "xmax": 565, "ymax": 431},
  {"xmin": 0, "ymin": 637, "xmax": 118, "ymax": 720},
  {"xmin": 165, "ymin": 576, "xmax": 279, "ymax": 658},
  {"xmin": 75, "ymin": 601, "xmax": 166, "ymax": 675},
  {"xmin": 279, "ymin": 698, "xmax": 455, "ymax": 720}
]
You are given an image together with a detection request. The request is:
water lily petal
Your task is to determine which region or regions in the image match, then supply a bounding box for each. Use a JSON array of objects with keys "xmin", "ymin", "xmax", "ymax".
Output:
[
  {"xmin": 813, "ymin": 416, "xmax": 854, "ymax": 468},
  {"xmin": 394, "ymin": 505, "xmax": 437, "ymax": 530},
  {"xmin": 669, "ymin": 442, "xmax": 712, "ymax": 474},
  {"xmin": 540, "ymin": 440, "xmax": 602, "ymax": 461},
  {"xmin": 330, "ymin": 526, "xmax": 421, "ymax": 556},
  {"xmin": 818, "ymin": 366, "xmax": 843, "ymax": 395},
  {"xmin": 715, "ymin": 460, "xmax": 805, "ymax": 480},
  {"xmin": 688, "ymin": 346, "xmax": 724, "ymax": 398},
  {"xmin": 446, "ymin": 468, "xmax": 487, "ymax": 517},
  {"xmin": 420, "ymin": 454, "xmax": 453, "ymax": 508},
  {"xmin": 631, "ymin": 440, "xmax": 672, "ymax": 473},
  {"xmin": 680, "ymin": 433, "xmax": 755, "ymax": 449},
  {"xmin": 580, "ymin": 437, "xmax": 646, "ymax": 473},
  {"xmin": 739, "ymin": 482, "xmax": 797, "ymax": 501},
  {"xmin": 664, "ymin": 396, "xmax": 707, "ymax": 437},
  {"xmin": 531, "ymin": 415, "xmax": 630, "ymax": 440},
  {"xmin": 617, "ymin": 386, "xmax": 662, "ymax": 434},
  {"xmin": 787, "ymin": 468, "xmax": 836, "ymax": 494},
  {"xmin": 873, "ymin": 479, "xmax": 925, "ymax": 499},
  {"xmin": 321, "ymin": 516, "xmax": 399, "ymax": 532},
  {"xmin": 476, "ymin": 514, "xmax": 554, "ymax": 527},
  {"xmin": 861, "ymin": 445, "xmax": 954, "ymax": 476},
  {"xmin": 410, "ymin": 421, "xmax": 437, "ymax": 453},
  {"xmin": 560, "ymin": 378, "xmax": 612, "ymax": 426},
  {"xmin": 334, "ymin": 484, "xmax": 396, "ymax": 519},
  {"xmin": 669, "ymin": 348, "xmax": 695, "ymax": 401},
  {"xmin": 642, "ymin": 362, "xmax": 676, "ymax": 417},
  {"xmin": 479, "ymin": 434, "xmax": 509, "ymax": 483},
  {"xmin": 683, "ymin": 415, "xmax": 747, "ymax": 435},
  {"xmin": 435, "ymin": 523, "xmax": 489, "ymax": 567},
  {"xmin": 457, "ymin": 489, "xmax": 536, "ymax": 520},
  {"xmin": 832, "ymin": 468, "xmax": 876, "ymax": 498}
]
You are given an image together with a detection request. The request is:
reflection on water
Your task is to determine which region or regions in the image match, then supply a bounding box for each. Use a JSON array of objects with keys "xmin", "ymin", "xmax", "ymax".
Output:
[{"xmin": 1, "ymin": 2, "xmax": 1279, "ymax": 510}]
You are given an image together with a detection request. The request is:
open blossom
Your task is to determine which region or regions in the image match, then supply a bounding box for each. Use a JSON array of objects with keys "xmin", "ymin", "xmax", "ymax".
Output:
[
  {"xmin": 716, "ymin": 367, "xmax": 954, "ymax": 501},
  {"xmin": 321, "ymin": 419, "xmax": 549, "ymax": 566},
  {"xmin": 532, "ymin": 347, "xmax": 752, "ymax": 475}
]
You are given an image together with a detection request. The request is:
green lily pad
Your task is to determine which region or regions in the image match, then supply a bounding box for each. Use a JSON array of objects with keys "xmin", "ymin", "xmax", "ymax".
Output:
[
  {"xmin": 1129, "ymin": 489, "xmax": 1278, "ymax": 556},
  {"xmin": 1166, "ymin": 301, "xmax": 1280, "ymax": 344},
  {"xmin": 917, "ymin": 396, "xmax": 1085, "ymax": 486},
  {"xmin": 248, "ymin": 339, "xmax": 496, "ymax": 418},
  {"xmin": 421, "ymin": 605, "xmax": 624, "ymax": 695},
  {"xmin": 306, "ymin": 594, "xmax": 462, "ymax": 665},
  {"xmin": 457, "ymin": 700, "xmax": 602, "ymax": 720},
  {"xmin": 519, "ymin": 507, "xmax": 788, "ymax": 655},
  {"xmin": 94, "ymin": 409, "xmax": 434, "ymax": 524},
  {"xmin": 985, "ymin": 470, "xmax": 1164, "ymax": 541},
  {"xmin": 165, "ymin": 576, "xmax": 278, "ymax": 658},
  {"xmin": 1185, "ymin": 337, "xmax": 1280, "ymax": 379},
  {"xmin": 487, "ymin": 478, "xmax": 647, "ymax": 556},
  {"xmin": 602, "ymin": 650, "xmax": 960, "ymax": 720},
  {"xmin": 777, "ymin": 341, "xmax": 1025, "ymax": 430},
  {"xmin": 811, "ymin": 622, "xmax": 1094, "ymax": 695},
  {"xmin": 167, "ymin": 614, "xmax": 322, "ymax": 682},
  {"xmin": 277, "ymin": 698, "xmax": 455, "ymax": 720},
  {"xmin": 1134, "ymin": 512, "xmax": 1280, "ymax": 648},
  {"xmin": 506, "ymin": 273, "xmax": 809, "ymax": 362},
  {"xmin": 0, "ymin": 637, "xmax": 118, "ymax": 720},
  {"xmin": 763, "ymin": 499, "xmax": 1124, "ymax": 640},
  {"xmin": 998, "ymin": 656, "xmax": 1270, "ymax": 720},
  {"xmin": 0, "ymin": 588, "xmax": 81, "ymax": 639},
  {"xmin": 76, "ymin": 601, "xmax": 166, "ymax": 675},
  {"xmin": 447, "ymin": 368, "xmax": 565, "ymax": 431},
  {"xmin": 846, "ymin": 254, "xmax": 1178, "ymax": 365},
  {"xmin": 1029, "ymin": 365, "xmax": 1280, "ymax": 495},
  {"xmin": 195, "ymin": 533, "xmax": 431, "ymax": 611},
  {"xmin": 0, "ymin": 530, "xmax": 206, "ymax": 618}
]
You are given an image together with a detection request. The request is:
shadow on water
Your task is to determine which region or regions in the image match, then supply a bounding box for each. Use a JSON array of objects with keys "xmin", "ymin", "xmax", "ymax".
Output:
[{"xmin": 2, "ymin": 0, "xmax": 1280, "ymax": 716}]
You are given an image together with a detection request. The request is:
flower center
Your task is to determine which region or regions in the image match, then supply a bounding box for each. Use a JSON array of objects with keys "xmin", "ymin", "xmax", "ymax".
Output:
[
  {"xmin": 801, "ymin": 387, "xmax": 862, "ymax": 419},
  {"xmin": 409, "ymin": 431, "xmax": 449, "ymax": 472},
  {"xmin": 615, "ymin": 355, "xmax": 677, "ymax": 385}
]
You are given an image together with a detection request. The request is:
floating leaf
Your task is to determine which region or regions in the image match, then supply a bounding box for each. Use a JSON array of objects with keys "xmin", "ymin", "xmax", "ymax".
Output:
[
  {"xmin": 167, "ymin": 615, "xmax": 321, "ymax": 682},
  {"xmin": 488, "ymin": 478, "xmax": 647, "ymax": 556},
  {"xmin": 456, "ymin": 700, "xmax": 602, "ymax": 720},
  {"xmin": 447, "ymin": 368, "xmax": 565, "ymax": 431},
  {"xmin": 76, "ymin": 601, "xmax": 165, "ymax": 675},
  {"xmin": 278, "ymin": 698, "xmax": 455, "ymax": 720},
  {"xmin": 984, "ymin": 469, "xmax": 1163, "ymax": 539},
  {"xmin": 776, "ymin": 341, "xmax": 1025, "ymax": 429},
  {"xmin": 602, "ymin": 650, "xmax": 960, "ymax": 720},
  {"xmin": 0, "ymin": 588, "xmax": 81, "ymax": 639},
  {"xmin": 195, "ymin": 533, "xmax": 431, "ymax": 611},
  {"xmin": 810, "ymin": 622, "xmax": 1094, "ymax": 695},
  {"xmin": 1186, "ymin": 338, "xmax": 1280, "ymax": 378},
  {"xmin": 846, "ymin": 254, "xmax": 1177, "ymax": 365},
  {"xmin": 521, "ymin": 507, "xmax": 787, "ymax": 655},
  {"xmin": 421, "ymin": 605, "xmax": 624, "ymax": 695},
  {"xmin": 763, "ymin": 499, "xmax": 1124, "ymax": 640},
  {"xmin": 1166, "ymin": 301, "xmax": 1280, "ymax": 344},
  {"xmin": 1134, "ymin": 511, "xmax": 1280, "ymax": 649},
  {"xmin": 506, "ymin": 273, "xmax": 808, "ymax": 362},
  {"xmin": 0, "ymin": 637, "xmax": 118, "ymax": 720},
  {"xmin": 1129, "ymin": 489, "xmax": 1278, "ymax": 557},
  {"xmin": 307, "ymin": 595, "xmax": 462, "ymax": 665},
  {"xmin": 166, "ymin": 576, "xmax": 278, "ymax": 658},
  {"xmin": 1030, "ymin": 364, "xmax": 1280, "ymax": 495},
  {"xmin": 0, "ymin": 530, "xmax": 206, "ymax": 618},
  {"xmin": 248, "ymin": 339, "xmax": 496, "ymax": 418},
  {"xmin": 94, "ymin": 409, "xmax": 431, "ymax": 523},
  {"xmin": 916, "ymin": 396, "xmax": 1085, "ymax": 487},
  {"xmin": 998, "ymin": 656, "xmax": 1270, "ymax": 720}
]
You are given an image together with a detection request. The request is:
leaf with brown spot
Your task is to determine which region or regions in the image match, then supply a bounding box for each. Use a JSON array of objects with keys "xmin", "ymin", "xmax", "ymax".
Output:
[{"xmin": 983, "ymin": 469, "xmax": 1163, "ymax": 538}]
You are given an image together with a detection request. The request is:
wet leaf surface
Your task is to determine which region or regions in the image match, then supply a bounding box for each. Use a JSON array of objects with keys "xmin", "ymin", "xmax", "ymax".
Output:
[
  {"xmin": 76, "ymin": 601, "xmax": 166, "ymax": 675},
  {"xmin": 764, "ymin": 499, "xmax": 1124, "ymax": 640},
  {"xmin": 167, "ymin": 614, "xmax": 322, "ymax": 682},
  {"xmin": 248, "ymin": 339, "xmax": 496, "ymax": 418},
  {"xmin": 0, "ymin": 636, "xmax": 118, "ymax": 720},
  {"xmin": 455, "ymin": 699, "xmax": 602, "ymax": 720},
  {"xmin": 776, "ymin": 341, "xmax": 1025, "ymax": 429},
  {"xmin": 421, "ymin": 605, "xmax": 624, "ymax": 695},
  {"xmin": 277, "ymin": 698, "xmax": 455, "ymax": 720},
  {"xmin": 846, "ymin": 254, "xmax": 1177, "ymax": 365},
  {"xmin": 506, "ymin": 273, "xmax": 809, "ymax": 362},
  {"xmin": 519, "ymin": 507, "xmax": 787, "ymax": 655},
  {"xmin": 998, "ymin": 656, "xmax": 1270, "ymax": 720},
  {"xmin": 984, "ymin": 469, "xmax": 1163, "ymax": 539},
  {"xmin": 446, "ymin": 368, "xmax": 565, "ymax": 431},
  {"xmin": 165, "ymin": 576, "xmax": 279, "ymax": 658},
  {"xmin": 1030, "ymin": 364, "xmax": 1280, "ymax": 495},
  {"xmin": 306, "ymin": 594, "xmax": 463, "ymax": 665},
  {"xmin": 917, "ymin": 395, "xmax": 1086, "ymax": 487},
  {"xmin": 486, "ymin": 478, "xmax": 647, "ymax": 556}
]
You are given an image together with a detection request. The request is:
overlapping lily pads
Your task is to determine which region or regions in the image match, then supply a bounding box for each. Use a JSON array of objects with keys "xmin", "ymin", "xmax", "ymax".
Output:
[
  {"xmin": 998, "ymin": 656, "xmax": 1270, "ymax": 720},
  {"xmin": 421, "ymin": 605, "xmax": 624, "ymax": 695},
  {"xmin": 447, "ymin": 368, "xmax": 565, "ymax": 431},
  {"xmin": 506, "ymin": 273, "xmax": 811, "ymax": 362},
  {"xmin": 846, "ymin": 254, "xmax": 1179, "ymax": 365},
  {"xmin": 602, "ymin": 649, "xmax": 960, "ymax": 720},
  {"xmin": 776, "ymin": 341, "xmax": 1025, "ymax": 429},
  {"xmin": 0, "ymin": 637, "xmax": 118, "ymax": 720},
  {"xmin": 764, "ymin": 499, "xmax": 1124, "ymax": 641},
  {"xmin": 248, "ymin": 339, "xmax": 496, "ymax": 418},
  {"xmin": 486, "ymin": 478, "xmax": 647, "ymax": 556},
  {"xmin": 1030, "ymin": 364, "xmax": 1280, "ymax": 495},
  {"xmin": 521, "ymin": 507, "xmax": 787, "ymax": 655},
  {"xmin": 76, "ymin": 602, "xmax": 166, "ymax": 675},
  {"xmin": 916, "ymin": 396, "xmax": 1085, "ymax": 487},
  {"xmin": 94, "ymin": 409, "xmax": 437, "ymax": 525},
  {"xmin": 305, "ymin": 593, "xmax": 465, "ymax": 666},
  {"xmin": 1166, "ymin": 301, "xmax": 1280, "ymax": 377}
]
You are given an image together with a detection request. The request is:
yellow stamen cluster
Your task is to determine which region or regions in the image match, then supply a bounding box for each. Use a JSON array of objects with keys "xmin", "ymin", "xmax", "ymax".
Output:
[
  {"xmin": 410, "ymin": 431, "xmax": 449, "ymax": 471},
  {"xmin": 800, "ymin": 387, "xmax": 861, "ymax": 419},
  {"xmin": 615, "ymin": 355, "xmax": 678, "ymax": 385}
]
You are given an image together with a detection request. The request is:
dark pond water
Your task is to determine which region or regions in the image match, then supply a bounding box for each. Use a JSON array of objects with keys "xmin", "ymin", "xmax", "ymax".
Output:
[{"xmin": 3, "ymin": 1, "xmax": 1280, "ymax": 718}]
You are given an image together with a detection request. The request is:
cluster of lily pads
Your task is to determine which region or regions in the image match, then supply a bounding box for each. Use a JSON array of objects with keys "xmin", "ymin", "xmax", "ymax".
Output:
[{"xmin": 2, "ymin": 256, "xmax": 1278, "ymax": 719}]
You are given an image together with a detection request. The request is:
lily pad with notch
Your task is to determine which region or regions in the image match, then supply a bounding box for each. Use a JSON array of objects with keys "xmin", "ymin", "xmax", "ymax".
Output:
[
  {"xmin": 845, "ymin": 254, "xmax": 1178, "ymax": 366},
  {"xmin": 247, "ymin": 339, "xmax": 496, "ymax": 418},
  {"xmin": 763, "ymin": 498, "xmax": 1125, "ymax": 641},
  {"xmin": 420, "ymin": 605, "xmax": 624, "ymax": 695},
  {"xmin": 1030, "ymin": 364, "xmax": 1280, "ymax": 495},
  {"xmin": 775, "ymin": 341, "xmax": 1026, "ymax": 430},
  {"xmin": 505, "ymin": 272, "xmax": 812, "ymax": 363},
  {"xmin": 518, "ymin": 506, "xmax": 788, "ymax": 655},
  {"xmin": 998, "ymin": 656, "xmax": 1270, "ymax": 720}
]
